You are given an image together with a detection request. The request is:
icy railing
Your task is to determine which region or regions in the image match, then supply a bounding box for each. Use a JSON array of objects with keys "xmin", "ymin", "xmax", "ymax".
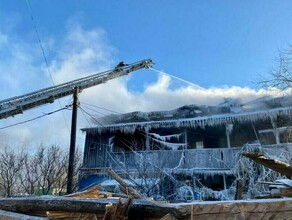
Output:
[{"xmin": 106, "ymin": 148, "xmax": 240, "ymax": 173}]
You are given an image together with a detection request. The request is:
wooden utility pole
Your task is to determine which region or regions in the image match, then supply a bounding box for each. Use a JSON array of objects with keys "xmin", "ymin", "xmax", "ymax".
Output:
[{"xmin": 67, "ymin": 87, "xmax": 80, "ymax": 194}]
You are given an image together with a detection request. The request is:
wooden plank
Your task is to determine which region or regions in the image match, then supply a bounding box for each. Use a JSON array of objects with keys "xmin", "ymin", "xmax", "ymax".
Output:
[
  {"xmin": 242, "ymin": 152, "xmax": 292, "ymax": 178},
  {"xmin": 182, "ymin": 198, "xmax": 292, "ymax": 220}
]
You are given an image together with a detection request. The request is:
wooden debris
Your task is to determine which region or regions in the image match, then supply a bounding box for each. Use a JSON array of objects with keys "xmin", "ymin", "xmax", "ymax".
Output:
[
  {"xmin": 47, "ymin": 185, "xmax": 111, "ymax": 219},
  {"xmin": 279, "ymin": 188, "xmax": 292, "ymax": 197},
  {"xmin": 160, "ymin": 213, "xmax": 178, "ymax": 220},
  {"xmin": 103, "ymin": 197, "xmax": 132, "ymax": 220},
  {"xmin": 66, "ymin": 185, "xmax": 111, "ymax": 199},
  {"xmin": 107, "ymin": 169, "xmax": 144, "ymax": 199},
  {"xmin": 234, "ymin": 179, "xmax": 244, "ymax": 200},
  {"xmin": 242, "ymin": 152, "xmax": 292, "ymax": 178}
]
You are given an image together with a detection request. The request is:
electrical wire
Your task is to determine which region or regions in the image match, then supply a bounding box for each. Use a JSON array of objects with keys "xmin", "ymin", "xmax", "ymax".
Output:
[
  {"xmin": 79, "ymin": 103, "xmax": 117, "ymax": 125},
  {"xmin": 80, "ymin": 102, "xmax": 121, "ymax": 114},
  {"xmin": 25, "ymin": 0, "xmax": 54, "ymax": 85},
  {"xmin": 0, "ymin": 106, "xmax": 71, "ymax": 130},
  {"xmin": 78, "ymin": 106, "xmax": 104, "ymax": 127},
  {"xmin": 25, "ymin": 0, "xmax": 70, "ymax": 133},
  {"xmin": 80, "ymin": 105, "xmax": 109, "ymax": 117},
  {"xmin": 79, "ymin": 106, "xmax": 92, "ymax": 128}
]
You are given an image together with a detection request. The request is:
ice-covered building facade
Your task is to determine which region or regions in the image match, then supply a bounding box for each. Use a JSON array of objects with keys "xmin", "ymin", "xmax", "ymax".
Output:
[{"xmin": 80, "ymin": 96, "xmax": 292, "ymax": 200}]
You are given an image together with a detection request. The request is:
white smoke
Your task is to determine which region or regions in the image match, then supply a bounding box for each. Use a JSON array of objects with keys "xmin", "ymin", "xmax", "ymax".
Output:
[{"xmin": 0, "ymin": 18, "xmax": 281, "ymax": 149}]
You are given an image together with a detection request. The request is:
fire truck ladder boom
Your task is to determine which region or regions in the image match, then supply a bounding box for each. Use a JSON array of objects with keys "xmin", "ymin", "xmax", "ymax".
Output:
[{"xmin": 0, "ymin": 59, "xmax": 153, "ymax": 119}]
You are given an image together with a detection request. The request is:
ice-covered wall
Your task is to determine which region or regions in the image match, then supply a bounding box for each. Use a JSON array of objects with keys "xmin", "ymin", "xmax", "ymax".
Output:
[{"xmin": 107, "ymin": 147, "xmax": 239, "ymax": 172}]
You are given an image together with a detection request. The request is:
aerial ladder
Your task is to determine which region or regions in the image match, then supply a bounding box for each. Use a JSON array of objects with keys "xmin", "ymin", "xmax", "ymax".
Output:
[
  {"xmin": 0, "ymin": 59, "xmax": 153, "ymax": 119},
  {"xmin": 0, "ymin": 58, "xmax": 153, "ymax": 194}
]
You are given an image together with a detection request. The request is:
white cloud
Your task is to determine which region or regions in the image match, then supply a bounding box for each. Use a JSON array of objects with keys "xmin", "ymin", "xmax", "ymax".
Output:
[
  {"xmin": 0, "ymin": 19, "xmax": 281, "ymax": 149},
  {"xmin": 51, "ymin": 25, "xmax": 115, "ymax": 83}
]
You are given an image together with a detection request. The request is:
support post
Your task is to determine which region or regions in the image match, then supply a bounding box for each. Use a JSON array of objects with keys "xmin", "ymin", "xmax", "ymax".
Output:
[
  {"xmin": 223, "ymin": 173, "xmax": 227, "ymax": 190},
  {"xmin": 184, "ymin": 129, "xmax": 188, "ymax": 149},
  {"xmin": 270, "ymin": 117, "xmax": 280, "ymax": 144},
  {"xmin": 67, "ymin": 87, "xmax": 79, "ymax": 194},
  {"xmin": 225, "ymin": 124, "xmax": 233, "ymax": 148},
  {"xmin": 145, "ymin": 131, "xmax": 150, "ymax": 151}
]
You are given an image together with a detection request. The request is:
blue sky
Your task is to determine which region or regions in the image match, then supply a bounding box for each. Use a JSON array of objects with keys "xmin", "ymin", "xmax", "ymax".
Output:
[
  {"xmin": 2, "ymin": 1, "xmax": 292, "ymax": 88},
  {"xmin": 0, "ymin": 1, "xmax": 292, "ymax": 148}
]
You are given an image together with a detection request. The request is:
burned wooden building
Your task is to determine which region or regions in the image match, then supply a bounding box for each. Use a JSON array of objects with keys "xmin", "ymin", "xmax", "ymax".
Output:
[{"xmin": 79, "ymin": 96, "xmax": 292, "ymax": 200}]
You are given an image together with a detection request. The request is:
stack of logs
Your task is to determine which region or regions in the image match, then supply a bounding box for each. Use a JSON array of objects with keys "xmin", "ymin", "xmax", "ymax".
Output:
[{"xmin": 0, "ymin": 169, "xmax": 189, "ymax": 220}]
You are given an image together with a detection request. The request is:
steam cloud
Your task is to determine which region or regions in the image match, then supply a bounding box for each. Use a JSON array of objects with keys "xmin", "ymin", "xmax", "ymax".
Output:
[{"xmin": 0, "ymin": 19, "xmax": 279, "ymax": 149}]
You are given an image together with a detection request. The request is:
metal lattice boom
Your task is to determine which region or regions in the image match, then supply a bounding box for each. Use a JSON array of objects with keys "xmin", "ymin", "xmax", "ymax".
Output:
[{"xmin": 0, "ymin": 59, "xmax": 153, "ymax": 119}]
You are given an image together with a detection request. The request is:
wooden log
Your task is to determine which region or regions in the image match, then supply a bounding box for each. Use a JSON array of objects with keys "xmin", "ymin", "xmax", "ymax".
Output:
[
  {"xmin": 0, "ymin": 209, "xmax": 46, "ymax": 220},
  {"xmin": 47, "ymin": 211, "xmax": 103, "ymax": 219},
  {"xmin": 0, "ymin": 196, "xmax": 189, "ymax": 219},
  {"xmin": 107, "ymin": 169, "xmax": 144, "ymax": 199}
]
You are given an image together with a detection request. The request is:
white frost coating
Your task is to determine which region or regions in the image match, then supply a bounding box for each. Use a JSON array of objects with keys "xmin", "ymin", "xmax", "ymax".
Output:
[
  {"xmin": 83, "ymin": 106, "xmax": 292, "ymax": 134},
  {"xmin": 175, "ymin": 186, "xmax": 194, "ymax": 200},
  {"xmin": 173, "ymin": 152, "xmax": 185, "ymax": 169},
  {"xmin": 197, "ymin": 187, "xmax": 234, "ymax": 201},
  {"xmin": 151, "ymin": 138, "xmax": 186, "ymax": 150},
  {"xmin": 275, "ymin": 179, "xmax": 292, "ymax": 187},
  {"xmin": 148, "ymin": 132, "xmax": 183, "ymax": 141},
  {"xmin": 108, "ymin": 136, "xmax": 115, "ymax": 152}
]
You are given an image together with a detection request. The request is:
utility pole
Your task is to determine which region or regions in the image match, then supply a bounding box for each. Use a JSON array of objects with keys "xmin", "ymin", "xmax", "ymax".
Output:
[{"xmin": 67, "ymin": 87, "xmax": 79, "ymax": 194}]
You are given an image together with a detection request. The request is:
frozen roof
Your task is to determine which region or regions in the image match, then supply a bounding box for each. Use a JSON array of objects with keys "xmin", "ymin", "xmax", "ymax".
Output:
[{"xmin": 82, "ymin": 105, "xmax": 292, "ymax": 134}]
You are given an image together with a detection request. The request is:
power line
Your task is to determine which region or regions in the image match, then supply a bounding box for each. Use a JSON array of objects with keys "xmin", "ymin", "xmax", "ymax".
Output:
[
  {"xmin": 0, "ymin": 106, "xmax": 70, "ymax": 130},
  {"xmin": 80, "ymin": 104, "xmax": 109, "ymax": 117},
  {"xmin": 25, "ymin": 0, "xmax": 55, "ymax": 86},
  {"xmin": 25, "ymin": 0, "xmax": 70, "ymax": 133},
  {"xmin": 79, "ymin": 106, "xmax": 93, "ymax": 127},
  {"xmin": 78, "ymin": 106, "xmax": 104, "ymax": 127},
  {"xmin": 80, "ymin": 102, "xmax": 121, "ymax": 114}
]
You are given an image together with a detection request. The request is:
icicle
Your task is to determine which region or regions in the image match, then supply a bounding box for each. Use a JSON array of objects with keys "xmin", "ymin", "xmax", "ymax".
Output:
[
  {"xmin": 148, "ymin": 132, "xmax": 183, "ymax": 141},
  {"xmin": 84, "ymin": 105, "xmax": 292, "ymax": 135},
  {"xmin": 151, "ymin": 138, "xmax": 186, "ymax": 150}
]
